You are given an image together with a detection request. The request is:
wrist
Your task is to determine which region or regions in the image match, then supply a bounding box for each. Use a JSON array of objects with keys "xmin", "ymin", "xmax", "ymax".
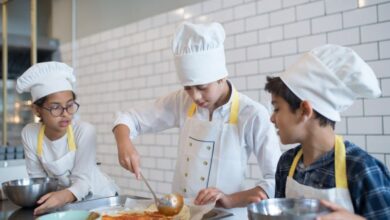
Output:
[{"xmin": 64, "ymin": 189, "xmax": 76, "ymax": 203}]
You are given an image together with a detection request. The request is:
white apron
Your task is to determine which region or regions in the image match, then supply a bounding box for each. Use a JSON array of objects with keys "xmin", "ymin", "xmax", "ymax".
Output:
[
  {"xmin": 37, "ymin": 124, "xmax": 76, "ymax": 187},
  {"xmin": 37, "ymin": 124, "xmax": 118, "ymax": 198},
  {"xmin": 286, "ymin": 135, "xmax": 355, "ymax": 212},
  {"xmin": 172, "ymin": 89, "xmax": 247, "ymax": 219}
]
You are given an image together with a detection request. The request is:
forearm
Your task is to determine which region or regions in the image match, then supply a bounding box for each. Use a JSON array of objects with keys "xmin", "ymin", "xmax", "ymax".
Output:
[{"xmin": 113, "ymin": 124, "xmax": 133, "ymax": 150}]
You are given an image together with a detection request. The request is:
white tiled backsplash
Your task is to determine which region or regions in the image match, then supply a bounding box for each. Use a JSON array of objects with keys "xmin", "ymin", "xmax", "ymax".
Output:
[{"xmin": 60, "ymin": 0, "xmax": 390, "ymax": 198}]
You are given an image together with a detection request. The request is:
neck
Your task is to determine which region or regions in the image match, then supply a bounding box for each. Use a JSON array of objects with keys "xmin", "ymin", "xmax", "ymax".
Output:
[
  {"xmin": 301, "ymin": 126, "xmax": 335, "ymax": 166},
  {"xmin": 208, "ymin": 81, "xmax": 231, "ymax": 114},
  {"xmin": 44, "ymin": 126, "xmax": 67, "ymax": 141}
]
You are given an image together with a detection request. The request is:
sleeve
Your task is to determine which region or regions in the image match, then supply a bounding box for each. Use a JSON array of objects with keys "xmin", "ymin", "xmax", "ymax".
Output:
[
  {"xmin": 113, "ymin": 90, "xmax": 184, "ymax": 139},
  {"xmin": 21, "ymin": 125, "xmax": 48, "ymax": 178},
  {"xmin": 348, "ymin": 155, "xmax": 390, "ymax": 219},
  {"xmin": 244, "ymin": 104, "xmax": 282, "ymax": 198},
  {"xmin": 67, "ymin": 122, "xmax": 98, "ymax": 201}
]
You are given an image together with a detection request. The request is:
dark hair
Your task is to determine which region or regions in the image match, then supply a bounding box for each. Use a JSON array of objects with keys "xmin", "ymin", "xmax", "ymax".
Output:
[
  {"xmin": 265, "ymin": 76, "xmax": 335, "ymax": 129},
  {"xmin": 33, "ymin": 91, "xmax": 77, "ymax": 107}
]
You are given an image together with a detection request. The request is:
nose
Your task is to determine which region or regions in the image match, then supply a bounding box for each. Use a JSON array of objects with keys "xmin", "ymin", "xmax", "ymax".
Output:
[
  {"xmin": 270, "ymin": 113, "xmax": 275, "ymax": 124},
  {"xmin": 187, "ymin": 88, "xmax": 202, "ymax": 102}
]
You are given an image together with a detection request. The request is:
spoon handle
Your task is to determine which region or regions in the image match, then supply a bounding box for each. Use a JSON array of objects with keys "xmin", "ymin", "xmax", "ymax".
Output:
[{"xmin": 139, "ymin": 172, "xmax": 159, "ymax": 207}]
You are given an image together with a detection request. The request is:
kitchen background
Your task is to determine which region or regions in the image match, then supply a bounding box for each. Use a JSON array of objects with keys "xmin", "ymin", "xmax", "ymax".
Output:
[{"xmin": 1, "ymin": 0, "xmax": 390, "ymax": 199}]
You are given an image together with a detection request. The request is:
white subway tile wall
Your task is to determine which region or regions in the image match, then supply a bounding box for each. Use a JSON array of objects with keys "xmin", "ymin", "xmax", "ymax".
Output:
[{"xmin": 60, "ymin": 0, "xmax": 390, "ymax": 198}]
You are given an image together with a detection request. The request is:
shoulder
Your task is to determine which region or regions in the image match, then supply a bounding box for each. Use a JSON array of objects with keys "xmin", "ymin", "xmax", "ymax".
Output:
[
  {"xmin": 345, "ymin": 141, "xmax": 390, "ymax": 181},
  {"xmin": 237, "ymin": 92, "xmax": 271, "ymax": 121},
  {"xmin": 21, "ymin": 123, "xmax": 41, "ymax": 138},
  {"xmin": 155, "ymin": 89, "xmax": 193, "ymax": 110},
  {"xmin": 72, "ymin": 120, "xmax": 96, "ymax": 138},
  {"xmin": 21, "ymin": 123, "xmax": 41, "ymax": 151}
]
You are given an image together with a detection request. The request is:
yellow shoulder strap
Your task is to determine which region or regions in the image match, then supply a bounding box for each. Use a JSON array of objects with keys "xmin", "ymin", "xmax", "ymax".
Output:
[
  {"xmin": 187, "ymin": 103, "xmax": 197, "ymax": 117},
  {"xmin": 288, "ymin": 149, "xmax": 303, "ymax": 177},
  {"xmin": 67, "ymin": 125, "xmax": 77, "ymax": 151},
  {"xmin": 228, "ymin": 89, "xmax": 239, "ymax": 124},
  {"xmin": 335, "ymin": 135, "xmax": 348, "ymax": 188},
  {"xmin": 37, "ymin": 124, "xmax": 45, "ymax": 157}
]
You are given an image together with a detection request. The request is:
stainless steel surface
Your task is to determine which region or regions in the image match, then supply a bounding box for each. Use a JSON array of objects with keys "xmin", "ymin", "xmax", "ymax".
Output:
[
  {"xmin": 60, "ymin": 195, "xmax": 232, "ymax": 219},
  {"xmin": 247, "ymin": 198, "xmax": 330, "ymax": 220},
  {"xmin": 1, "ymin": 177, "xmax": 58, "ymax": 207}
]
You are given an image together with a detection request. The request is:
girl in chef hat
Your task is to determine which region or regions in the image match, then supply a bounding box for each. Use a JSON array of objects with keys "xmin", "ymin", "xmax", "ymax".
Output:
[
  {"xmin": 17, "ymin": 61, "xmax": 118, "ymax": 215},
  {"xmin": 113, "ymin": 22, "xmax": 281, "ymax": 218},
  {"xmin": 265, "ymin": 44, "xmax": 390, "ymax": 219}
]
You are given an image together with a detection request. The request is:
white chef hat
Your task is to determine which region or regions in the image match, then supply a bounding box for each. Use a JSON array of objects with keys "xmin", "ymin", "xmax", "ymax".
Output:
[
  {"xmin": 16, "ymin": 61, "xmax": 76, "ymax": 102},
  {"xmin": 172, "ymin": 22, "xmax": 228, "ymax": 86},
  {"xmin": 280, "ymin": 44, "xmax": 381, "ymax": 122}
]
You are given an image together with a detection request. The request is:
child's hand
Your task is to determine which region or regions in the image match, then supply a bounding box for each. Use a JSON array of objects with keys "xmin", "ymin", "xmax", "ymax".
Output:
[
  {"xmin": 117, "ymin": 142, "xmax": 141, "ymax": 179},
  {"xmin": 194, "ymin": 187, "xmax": 225, "ymax": 206},
  {"xmin": 34, "ymin": 189, "xmax": 76, "ymax": 215},
  {"xmin": 316, "ymin": 200, "xmax": 365, "ymax": 220},
  {"xmin": 194, "ymin": 186, "xmax": 268, "ymax": 209}
]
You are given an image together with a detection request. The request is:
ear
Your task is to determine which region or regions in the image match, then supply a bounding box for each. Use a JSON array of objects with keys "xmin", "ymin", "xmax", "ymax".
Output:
[
  {"xmin": 299, "ymin": 100, "xmax": 314, "ymax": 119},
  {"xmin": 31, "ymin": 104, "xmax": 41, "ymax": 117}
]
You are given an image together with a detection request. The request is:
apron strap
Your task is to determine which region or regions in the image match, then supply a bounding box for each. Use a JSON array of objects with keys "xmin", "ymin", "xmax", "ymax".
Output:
[
  {"xmin": 187, "ymin": 89, "xmax": 239, "ymax": 124},
  {"xmin": 335, "ymin": 135, "xmax": 348, "ymax": 188},
  {"xmin": 37, "ymin": 124, "xmax": 77, "ymax": 157},
  {"xmin": 287, "ymin": 135, "xmax": 348, "ymax": 188}
]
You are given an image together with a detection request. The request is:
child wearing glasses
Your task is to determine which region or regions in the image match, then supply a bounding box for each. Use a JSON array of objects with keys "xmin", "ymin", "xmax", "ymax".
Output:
[{"xmin": 16, "ymin": 62, "xmax": 118, "ymax": 215}]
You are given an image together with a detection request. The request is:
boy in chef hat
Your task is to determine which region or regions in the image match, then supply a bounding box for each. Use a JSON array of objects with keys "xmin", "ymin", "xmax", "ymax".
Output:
[
  {"xmin": 113, "ymin": 22, "xmax": 281, "ymax": 218},
  {"xmin": 265, "ymin": 44, "xmax": 390, "ymax": 219},
  {"xmin": 17, "ymin": 61, "xmax": 118, "ymax": 215}
]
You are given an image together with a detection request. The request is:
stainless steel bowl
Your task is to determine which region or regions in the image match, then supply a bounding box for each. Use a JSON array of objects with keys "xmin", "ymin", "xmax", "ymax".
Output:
[
  {"xmin": 248, "ymin": 198, "xmax": 331, "ymax": 220},
  {"xmin": 2, "ymin": 177, "xmax": 58, "ymax": 207}
]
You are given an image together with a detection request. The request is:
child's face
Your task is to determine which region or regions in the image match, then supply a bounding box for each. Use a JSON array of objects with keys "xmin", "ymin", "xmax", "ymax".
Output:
[
  {"xmin": 35, "ymin": 91, "xmax": 77, "ymax": 133},
  {"xmin": 184, "ymin": 81, "xmax": 225, "ymax": 109},
  {"xmin": 270, "ymin": 94, "xmax": 302, "ymax": 144}
]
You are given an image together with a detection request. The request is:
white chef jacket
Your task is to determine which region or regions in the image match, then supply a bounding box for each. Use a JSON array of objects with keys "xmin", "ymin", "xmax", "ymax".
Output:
[
  {"xmin": 22, "ymin": 120, "xmax": 118, "ymax": 201},
  {"xmin": 114, "ymin": 82, "xmax": 281, "ymax": 197}
]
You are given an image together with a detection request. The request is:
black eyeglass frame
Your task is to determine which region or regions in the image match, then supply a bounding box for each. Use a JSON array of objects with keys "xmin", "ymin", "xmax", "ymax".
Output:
[{"xmin": 40, "ymin": 102, "xmax": 80, "ymax": 117}]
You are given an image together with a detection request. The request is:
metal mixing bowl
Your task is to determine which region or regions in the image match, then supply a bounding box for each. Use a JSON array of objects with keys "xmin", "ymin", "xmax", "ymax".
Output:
[
  {"xmin": 2, "ymin": 177, "xmax": 58, "ymax": 207},
  {"xmin": 248, "ymin": 198, "xmax": 331, "ymax": 220}
]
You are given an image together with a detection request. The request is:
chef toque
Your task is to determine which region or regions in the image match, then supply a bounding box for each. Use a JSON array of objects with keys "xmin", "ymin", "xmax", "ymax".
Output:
[
  {"xmin": 16, "ymin": 61, "xmax": 76, "ymax": 102},
  {"xmin": 172, "ymin": 22, "xmax": 228, "ymax": 86},
  {"xmin": 280, "ymin": 44, "xmax": 381, "ymax": 122}
]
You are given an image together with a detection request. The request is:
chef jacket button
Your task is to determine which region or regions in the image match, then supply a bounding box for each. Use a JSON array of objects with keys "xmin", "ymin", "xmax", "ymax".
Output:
[
  {"xmin": 200, "ymin": 177, "xmax": 205, "ymax": 181},
  {"xmin": 189, "ymin": 142, "xmax": 192, "ymax": 147},
  {"xmin": 183, "ymin": 188, "xmax": 187, "ymax": 193},
  {"xmin": 203, "ymin": 161, "xmax": 208, "ymax": 166},
  {"xmin": 207, "ymin": 146, "xmax": 211, "ymax": 150},
  {"xmin": 185, "ymin": 173, "xmax": 188, "ymax": 177},
  {"xmin": 186, "ymin": 157, "xmax": 190, "ymax": 162}
]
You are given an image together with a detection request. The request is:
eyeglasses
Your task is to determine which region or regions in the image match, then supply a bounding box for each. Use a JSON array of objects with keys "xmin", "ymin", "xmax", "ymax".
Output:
[{"xmin": 41, "ymin": 102, "xmax": 80, "ymax": 117}]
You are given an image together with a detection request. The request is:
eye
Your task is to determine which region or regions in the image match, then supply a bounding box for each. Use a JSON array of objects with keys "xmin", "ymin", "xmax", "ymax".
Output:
[
  {"xmin": 66, "ymin": 101, "xmax": 75, "ymax": 107},
  {"xmin": 196, "ymin": 85, "xmax": 208, "ymax": 90},
  {"xmin": 49, "ymin": 104, "xmax": 61, "ymax": 110}
]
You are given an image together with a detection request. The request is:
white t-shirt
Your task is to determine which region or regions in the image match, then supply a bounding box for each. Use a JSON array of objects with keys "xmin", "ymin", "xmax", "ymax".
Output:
[{"xmin": 22, "ymin": 120, "xmax": 118, "ymax": 200}]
